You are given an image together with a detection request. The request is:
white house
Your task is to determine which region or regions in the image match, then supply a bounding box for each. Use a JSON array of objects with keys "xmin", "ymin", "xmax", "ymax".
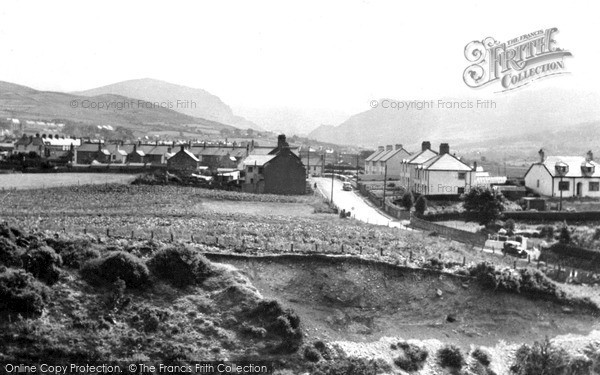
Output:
[
  {"xmin": 524, "ymin": 150, "xmax": 600, "ymax": 198},
  {"xmin": 364, "ymin": 146, "xmax": 386, "ymax": 174},
  {"xmin": 364, "ymin": 144, "xmax": 411, "ymax": 178},
  {"xmin": 400, "ymin": 141, "xmax": 438, "ymax": 188}
]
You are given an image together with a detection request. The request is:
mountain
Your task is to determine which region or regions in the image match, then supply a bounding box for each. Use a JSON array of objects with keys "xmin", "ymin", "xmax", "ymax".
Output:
[
  {"xmin": 307, "ymin": 87, "xmax": 600, "ymax": 157},
  {"xmin": 74, "ymin": 78, "xmax": 261, "ymax": 130},
  {"xmin": 0, "ymin": 80, "xmax": 234, "ymax": 136}
]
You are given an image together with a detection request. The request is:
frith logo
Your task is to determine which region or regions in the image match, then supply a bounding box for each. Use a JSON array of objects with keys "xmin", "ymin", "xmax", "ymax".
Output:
[{"xmin": 463, "ymin": 28, "xmax": 572, "ymax": 91}]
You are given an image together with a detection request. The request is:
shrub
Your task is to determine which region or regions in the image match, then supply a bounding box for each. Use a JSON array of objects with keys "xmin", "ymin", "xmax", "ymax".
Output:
[
  {"xmin": 402, "ymin": 192, "xmax": 414, "ymax": 211},
  {"xmin": 0, "ymin": 268, "xmax": 50, "ymax": 318},
  {"xmin": 472, "ymin": 347, "xmax": 491, "ymax": 366},
  {"xmin": 311, "ymin": 357, "xmax": 385, "ymax": 375},
  {"xmin": 463, "ymin": 187, "xmax": 503, "ymax": 225},
  {"xmin": 304, "ymin": 346, "xmax": 321, "ymax": 362},
  {"xmin": 45, "ymin": 238, "xmax": 97, "ymax": 269},
  {"xmin": 438, "ymin": 345, "xmax": 464, "ymax": 369},
  {"xmin": 148, "ymin": 246, "xmax": 214, "ymax": 287},
  {"xmin": 539, "ymin": 225, "xmax": 556, "ymax": 239},
  {"xmin": 82, "ymin": 251, "xmax": 149, "ymax": 288},
  {"xmin": 559, "ymin": 224, "xmax": 571, "ymax": 244},
  {"xmin": 505, "ymin": 219, "xmax": 516, "ymax": 234},
  {"xmin": 0, "ymin": 237, "xmax": 23, "ymax": 267},
  {"xmin": 510, "ymin": 338, "xmax": 569, "ymax": 375},
  {"xmin": 414, "ymin": 196, "xmax": 427, "ymax": 216},
  {"xmin": 394, "ymin": 342, "xmax": 428, "ymax": 372},
  {"xmin": 247, "ymin": 300, "xmax": 302, "ymax": 352},
  {"xmin": 22, "ymin": 246, "xmax": 62, "ymax": 285}
]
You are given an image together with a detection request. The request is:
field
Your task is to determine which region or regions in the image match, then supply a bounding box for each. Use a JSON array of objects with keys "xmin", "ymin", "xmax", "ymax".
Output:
[
  {"xmin": 0, "ymin": 172, "xmax": 136, "ymax": 190},
  {"xmin": 1, "ymin": 183, "xmax": 600, "ymax": 374}
]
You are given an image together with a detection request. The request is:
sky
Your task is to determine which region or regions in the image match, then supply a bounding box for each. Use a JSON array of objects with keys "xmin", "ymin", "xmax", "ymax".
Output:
[{"xmin": 0, "ymin": 0, "xmax": 598, "ymax": 131}]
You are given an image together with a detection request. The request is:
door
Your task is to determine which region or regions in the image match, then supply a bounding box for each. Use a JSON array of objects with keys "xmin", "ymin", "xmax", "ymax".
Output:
[{"xmin": 577, "ymin": 182, "xmax": 583, "ymax": 197}]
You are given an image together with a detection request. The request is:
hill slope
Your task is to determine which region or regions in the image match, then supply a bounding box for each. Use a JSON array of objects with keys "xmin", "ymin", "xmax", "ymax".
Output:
[
  {"xmin": 74, "ymin": 78, "xmax": 260, "ymax": 130},
  {"xmin": 0, "ymin": 80, "xmax": 234, "ymax": 135},
  {"xmin": 308, "ymin": 87, "xmax": 600, "ymax": 156}
]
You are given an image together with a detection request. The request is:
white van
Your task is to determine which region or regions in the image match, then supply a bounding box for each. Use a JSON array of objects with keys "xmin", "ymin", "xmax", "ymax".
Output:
[{"xmin": 342, "ymin": 181, "xmax": 352, "ymax": 191}]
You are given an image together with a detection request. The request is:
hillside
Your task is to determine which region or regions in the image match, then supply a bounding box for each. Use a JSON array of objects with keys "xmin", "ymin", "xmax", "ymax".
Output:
[
  {"xmin": 308, "ymin": 87, "xmax": 600, "ymax": 157},
  {"xmin": 0, "ymin": 80, "xmax": 234, "ymax": 136},
  {"xmin": 74, "ymin": 78, "xmax": 260, "ymax": 130}
]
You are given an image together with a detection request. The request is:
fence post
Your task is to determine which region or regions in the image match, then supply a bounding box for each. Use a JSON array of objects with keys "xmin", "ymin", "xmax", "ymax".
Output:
[
  {"xmin": 191, "ymin": 234, "xmax": 195, "ymax": 243},
  {"xmin": 290, "ymin": 243, "xmax": 293, "ymax": 252},
  {"xmin": 462, "ymin": 256, "xmax": 466, "ymax": 267},
  {"xmin": 84, "ymin": 227, "xmax": 87, "ymax": 235},
  {"xmin": 438, "ymin": 253, "xmax": 441, "ymax": 260},
  {"xmin": 315, "ymin": 243, "xmax": 318, "ymax": 252},
  {"xmin": 106, "ymin": 228, "xmax": 110, "ymax": 237},
  {"xmin": 409, "ymin": 250, "xmax": 413, "ymax": 262},
  {"xmin": 537, "ymin": 258, "xmax": 540, "ymax": 269},
  {"xmin": 380, "ymin": 248, "xmax": 384, "ymax": 256},
  {"xmin": 131, "ymin": 230, "xmax": 134, "ymax": 239},
  {"xmin": 151, "ymin": 231, "xmax": 154, "ymax": 240},
  {"xmin": 513, "ymin": 261, "xmax": 517, "ymax": 270},
  {"xmin": 341, "ymin": 244, "xmax": 344, "ymax": 253},
  {"xmin": 170, "ymin": 232, "xmax": 174, "ymax": 242},
  {"xmin": 359, "ymin": 246, "xmax": 362, "ymax": 255}
]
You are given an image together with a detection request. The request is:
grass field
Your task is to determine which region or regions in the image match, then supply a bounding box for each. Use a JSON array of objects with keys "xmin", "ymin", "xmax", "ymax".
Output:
[{"xmin": 0, "ymin": 173, "xmax": 136, "ymax": 190}]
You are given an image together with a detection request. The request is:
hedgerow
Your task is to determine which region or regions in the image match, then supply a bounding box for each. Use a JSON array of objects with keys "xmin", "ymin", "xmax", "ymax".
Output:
[{"xmin": 81, "ymin": 251, "xmax": 149, "ymax": 288}]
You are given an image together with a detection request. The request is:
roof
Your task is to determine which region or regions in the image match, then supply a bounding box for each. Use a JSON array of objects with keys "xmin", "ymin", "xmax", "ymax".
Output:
[
  {"xmin": 242, "ymin": 154, "xmax": 276, "ymax": 167},
  {"xmin": 379, "ymin": 148, "xmax": 410, "ymax": 162},
  {"xmin": 538, "ymin": 156, "xmax": 600, "ymax": 178},
  {"xmin": 173, "ymin": 149, "xmax": 199, "ymax": 162},
  {"xmin": 420, "ymin": 153, "xmax": 472, "ymax": 171},
  {"xmin": 77, "ymin": 143, "xmax": 104, "ymax": 152},
  {"xmin": 365, "ymin": 150, "xmax": 385, "ymax": 162},
  {"xmin": 406, "ymin": 148, "xmax": 438, "ymax": 164}
]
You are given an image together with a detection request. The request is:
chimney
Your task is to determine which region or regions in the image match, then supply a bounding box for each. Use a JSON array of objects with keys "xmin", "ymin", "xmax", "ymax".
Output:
[
  {"xmin": 35, "ymin": 133, "xmax": 40, "ymax": 138},
  {"xmin": 277, "ymin": 134, "xmax": 289, "ymax": 149},
  {"xmin": 539, "ymin": 148, "xmax": 545, "ymax": 163},
  {"xmin": 133, "ymin": 144, "xmax": 137, "ymax": 153},
  {"xmin": 138, "ymin": 140, "xmax": 141, "ymax": 146},
  {"xmin": 421, "ymin": 141, "xmax": 431, "ymax": 151},
  {"xmin": 386, "ymin": 145, "xmax": 393, "ymax": 151},
  {"xmin": 97, "ymin": 142, "xmax": 101, "ymax": 151},
  {"xmin": 378, "ymin": 146, "xmax": 385, "ymax": 152},
  {"xmin": 395, "ymin": 144, "xmax": 402, "ymax": 150},
  {"xmin": 587, "ymin": 150, "xmax": 593, "ymax": 161},
  {"xmin": 180, "ymin": 145, "xmax": 185, "ymax": 152},
  {"xmin": 42, "ymin": 134, "xmax": 46, "ymax": 139},
  {"xmin": 473, "ymin": 161, "xmax": 478, "ymax": 171},
  {"xmin": 167, "ymin": 147, "xmax": 172, "ymax": 154},
  {"xmin": 439, "ymin": 143, "xmax": 450, "ymax": 155}
]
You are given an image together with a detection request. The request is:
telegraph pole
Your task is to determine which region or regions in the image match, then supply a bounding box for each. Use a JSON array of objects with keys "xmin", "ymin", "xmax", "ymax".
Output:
[
  {"xmin": 382, "ymin": 164, "xmax": 387, "ymax": 208},
  {"xmin": 306, "ymin": 147, "xmax": 310, "ymax": 178},
  {"xmin": 330, "ymin": 163, "xmax": 335, "ymax": 204},
  {"xmin": 356, "ymin": 153, "xmax": 359, "ymax": 182}
]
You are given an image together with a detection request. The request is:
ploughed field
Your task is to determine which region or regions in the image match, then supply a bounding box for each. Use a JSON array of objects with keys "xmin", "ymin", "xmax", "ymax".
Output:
[{"xmin": 0, "ymin": 172, "xmax": 136, "ymax": 190}]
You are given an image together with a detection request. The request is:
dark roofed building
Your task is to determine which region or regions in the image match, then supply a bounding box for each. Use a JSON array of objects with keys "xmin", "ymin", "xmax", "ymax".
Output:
[{"xmin": 167, "ymin": 145, "xmax": 200, "ymax": 175}]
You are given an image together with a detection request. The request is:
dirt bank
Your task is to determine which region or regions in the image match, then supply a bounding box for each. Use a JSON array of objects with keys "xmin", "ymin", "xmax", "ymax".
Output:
[{"xmin": 206, "ymin": 253, "xmax": 600, "ymax": 349}]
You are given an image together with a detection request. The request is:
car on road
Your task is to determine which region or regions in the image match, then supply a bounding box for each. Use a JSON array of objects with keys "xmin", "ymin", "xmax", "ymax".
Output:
[
  {"xmin": 342, "ymin": 181, "xmax": 352, "ymax": 191},
  {"xmin": 502, "ymin": 241, "xmax": 528, "ymax": 258}
]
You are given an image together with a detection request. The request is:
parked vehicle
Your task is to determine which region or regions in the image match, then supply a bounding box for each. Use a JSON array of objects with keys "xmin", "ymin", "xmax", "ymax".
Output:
[
  {"xmin": 342, "ymin": 181, "xmax": 352, "ymax": 191},
  {"xmin": 503, "ymin": 241, "xmax": 528, "ymax": 258}
]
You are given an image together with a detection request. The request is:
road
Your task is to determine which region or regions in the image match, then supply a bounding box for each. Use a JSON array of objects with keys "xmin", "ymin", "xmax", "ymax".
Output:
[{"xmin": 312, "ymin": 177, "xmax": 405, "ymax": 228}]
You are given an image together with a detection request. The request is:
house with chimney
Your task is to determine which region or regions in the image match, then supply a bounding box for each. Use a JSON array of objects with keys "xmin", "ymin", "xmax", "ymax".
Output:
[
  {"xmin": 167, "ymin": 145, "xmax": 200, "ymax": 175},
  {"xmin": 524, "ymin": 150, "xmax": 600, "ymax": 198},
  {"xmin": 240, "ymin": 134, "xmax": 306, "ymax": 195},
  {"xmin": 364, "ymin": 144, "xmax": 412, "ymax": 177},
  {"xmin": 75, "ymin": 142, "xmax": 111, "ymax": 164},
  {"xmin": 401, "ymin": 142, "xmax": 475, "ymax": 197}
]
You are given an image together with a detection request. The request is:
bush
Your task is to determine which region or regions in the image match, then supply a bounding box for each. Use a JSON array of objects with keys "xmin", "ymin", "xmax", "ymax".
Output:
[
  {"xmin": 505, "ymin": 219, "xmax": 516, "ymax": 234},
  {"xmin": 539, "ymin": 225, "xmax": 556, "ymax": 239},
  {"xmin": 559, "ymin": 224, "xmax": 571, "ymax": 244},
  {"xmin": 510, "ymin": 338, "xmax": 569, "ymax": 375},
  {"xmin": 148, "ymin": 246, "xmax": 214, "ymax": 288},
  {"xmin": 311, "ymin": 357, "xmax": 385, "ymax": 375},
  {"xmin": 394, "ymin": 342, "xmax": 428, "ymax": 372},
  {"xmin": 247, "ymin": 300, "xmax": 302, "ymax": 353},
  {"xmin": 82, "ymin": 251, "xmax": 149, "ymax": 288},
  {"xmin": 463, "ymin": 187, "xmax": 503, "ymax": 225},
  {"xmin": 438, "ymin": 345, "xmax": 464, "ymax": 369},
  {"xmin": 402, "ymin": 192, "xmax": 414, "ymax": 211},
  {"xmin": 0, "ymin": 268, "xmax": 50, "ymax": 318},
  {"xmin": 472, "ymin": 347, "xmax": 491, "ymax": 366},
  {"xmin": 414, "ymin": 196, "xmax": 427, "ymax": 216},
  {"xmin": 0, "ymin": 237, "xmax": 24, "ymax": 267},
  {"xmin": 304, "ymin": 346, "xmax": 321, "ymax": 362},
  {"xmin": 22, "ymin": 246, "xmax": 62, "ymax": 285},
  {"xmin": 45, "ymin": 238, "xmax": 98, "ymax": 269}
]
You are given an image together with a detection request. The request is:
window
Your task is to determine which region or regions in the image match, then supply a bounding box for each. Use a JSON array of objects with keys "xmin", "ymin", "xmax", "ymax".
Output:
[
  {"xmin": 258, "ymin": 167, "xmax": 264, "ymax": 174},
  {"xmin": 558, "ymin": 181, "xmax": 570, "ymax": 191},
  {"xmin": 537, "ymin": 179, "xmax": 540, "ymax": 188},
  {"xmin": 248, "ymin": 166, "xmax": 253, "ymax": 173},
  {"xmin": 458, "ymin": 172, "xmax": 466, "ymax": 180},
  {"xmin": 457, "ymin": 187, "xmax": 465, "ymax": 194},
  {"xmin": 590, "ymin": 182, "xmax": 600, "ymax": 192}
]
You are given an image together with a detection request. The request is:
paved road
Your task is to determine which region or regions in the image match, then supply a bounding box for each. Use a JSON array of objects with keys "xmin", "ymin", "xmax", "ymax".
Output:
[{"xmin": 312, "ymin": 177, "xmax": 405, "ymax": 228}]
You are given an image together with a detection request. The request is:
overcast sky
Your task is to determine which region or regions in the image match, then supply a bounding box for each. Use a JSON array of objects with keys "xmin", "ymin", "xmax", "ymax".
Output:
[{"xmin": 0, "ymin": 0, "xmax": 597, "ymax": 128}]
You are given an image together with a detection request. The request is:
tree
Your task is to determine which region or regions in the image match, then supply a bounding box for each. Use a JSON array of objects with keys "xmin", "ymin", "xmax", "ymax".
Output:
[
  {"xmin": 505, "ymin": 219, "xmax": 516, "ymax": 235},
  {"xmin": 463, "ymin": 187, "xmax": 503, "ymax": 225},
  {"xmin": 401, "ymin": 192, "xmax": 414, "ymax": 211},
  {"xmin": 559, "ymin": 222, "xmax": 571, "ymax": 244},
  {"xmin": 415, "ymin": 195, "xmax": 428, "ymax": 216}
]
